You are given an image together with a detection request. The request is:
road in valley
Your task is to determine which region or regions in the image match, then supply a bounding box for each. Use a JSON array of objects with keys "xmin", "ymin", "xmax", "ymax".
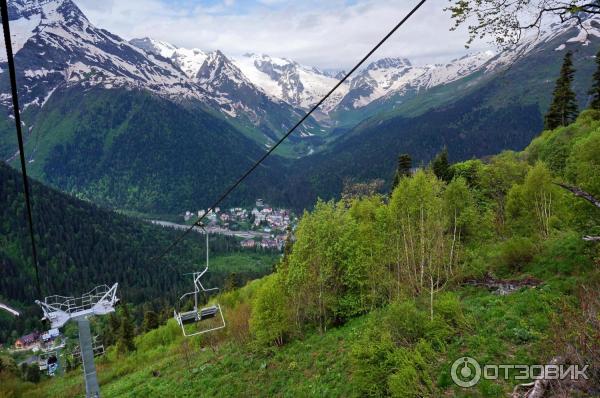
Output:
[{"xmin": 149, "ymin": 220, "xmax": 271, "ymax": 240}]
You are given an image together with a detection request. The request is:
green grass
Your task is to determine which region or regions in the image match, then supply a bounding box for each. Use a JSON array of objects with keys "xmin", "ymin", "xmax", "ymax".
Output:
[
  {"xmin": 21, "ymin": 316, "xmax": 356, "ymax": 397},
  {"xmin": 210, "ymin": 252, "xmax": 278, "ymax": 275},
  {"xmin": 17, "ymin": 260, "xmax": 585, "ymax": 398}
]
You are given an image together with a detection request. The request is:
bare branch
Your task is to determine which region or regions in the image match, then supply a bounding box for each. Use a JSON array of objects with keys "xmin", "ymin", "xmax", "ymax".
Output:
[{"xmin": 554, "ymin": 182, "xmax": 600, "ymax": 209}]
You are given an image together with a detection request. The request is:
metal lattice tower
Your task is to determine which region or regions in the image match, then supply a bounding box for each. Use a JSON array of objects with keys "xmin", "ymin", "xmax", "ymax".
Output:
[{"xmin": 36, "ymin": 283, "xmax": 119, "ymax": 398}]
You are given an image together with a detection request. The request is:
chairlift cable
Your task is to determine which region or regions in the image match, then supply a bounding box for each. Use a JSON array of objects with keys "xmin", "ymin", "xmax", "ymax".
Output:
[
  {"xmin": 152, "ymin": 0, "xmax": 429, "ymax": 265},
  {"xmin": 0, "ymin": 0, "xmax": 43, "ymax": 298}
]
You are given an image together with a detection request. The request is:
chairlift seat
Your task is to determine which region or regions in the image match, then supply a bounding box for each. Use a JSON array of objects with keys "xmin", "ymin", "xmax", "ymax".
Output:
[
  {"xmin": 179, "ymin": 310, "xmax": 199, "ymax": 325},
  {"xmin": 199, "ymin": 305, "xmax": 218, "ymax": 320}
]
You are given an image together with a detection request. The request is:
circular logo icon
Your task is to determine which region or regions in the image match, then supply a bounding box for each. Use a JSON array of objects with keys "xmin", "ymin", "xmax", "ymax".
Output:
[{"xmin": 451, "ymin": 357, "xmax": 481, "ymax": 388}]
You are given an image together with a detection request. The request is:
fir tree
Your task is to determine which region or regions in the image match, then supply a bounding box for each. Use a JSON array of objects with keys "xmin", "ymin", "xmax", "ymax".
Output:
[
  {"xmin": 142, "ymin": 311, "xmax": 159, "ymax": 332},
  {"xmin": 392, "ymin": 154, "xmax": 412, "ymax": 189},
  {"xmin": 104, "ymin": 313, "xmax": 121, "ymax": 347},
  {"xmin": 224, "ymin": 272, "xmax": 240, "ymax": 292},
  {"xmin": 432, "ymin": 148, "xmax": 453, "ymax": 182},
  {"xmin": 545, "ymin": 51, "xmax": 578, "ymax": 130},
  {"xmin": 589, "ymin": 49, "xmax": 600, "ymax": 110},
  {"xmin": 117, "ymin": 304, "xmax": 135, "ymax": 354}
]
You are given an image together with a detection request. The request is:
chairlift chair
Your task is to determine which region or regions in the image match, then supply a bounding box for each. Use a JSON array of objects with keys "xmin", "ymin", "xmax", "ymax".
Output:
[{"xmin": 174, "ymin": 227, "xmax": 225, "ymax": 337}]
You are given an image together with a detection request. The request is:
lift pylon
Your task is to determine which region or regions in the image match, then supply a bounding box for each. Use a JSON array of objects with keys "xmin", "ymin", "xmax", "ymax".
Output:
[{"xmin": 36, "ymin": 283, "xmax": 119, "ymax": 398}]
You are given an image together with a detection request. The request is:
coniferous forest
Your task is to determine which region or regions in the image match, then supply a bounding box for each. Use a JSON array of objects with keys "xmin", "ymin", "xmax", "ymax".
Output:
[{"xmin": 0, "ymin": 161, "xmax": 275, "ymax": 343}]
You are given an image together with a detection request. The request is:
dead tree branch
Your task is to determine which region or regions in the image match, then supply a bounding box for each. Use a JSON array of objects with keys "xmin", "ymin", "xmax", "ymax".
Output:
[{"xmin": 554, "ymin": 182, "xmax": 600, "ymax": 209}]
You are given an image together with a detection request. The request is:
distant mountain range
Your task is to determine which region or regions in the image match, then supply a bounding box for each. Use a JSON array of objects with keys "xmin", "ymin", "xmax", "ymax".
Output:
[{"xmin": 1, "ymin": 0, "xmax": 599, "ymax": 214}]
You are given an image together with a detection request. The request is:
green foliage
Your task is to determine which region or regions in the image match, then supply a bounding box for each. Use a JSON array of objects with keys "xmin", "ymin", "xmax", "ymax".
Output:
[
  {"xmin": 282, "ymin": 200, "xmax": 365, "ymax": 330},
  {"xmin": 20, "ymin": 363, "xmax": 41, "ymax": 383},
  {"xmin": 506, "ymin": 162, "xmax": 564, "ymax": 238},
  {"xmin": 142, "ymin": 311, "xmax": 160, "ymax": 333},
  {"xmin": 444, "ymin": 177, "xmax": 481, "ymax": 240},
  {"xmin": 451, "ymin": 159, "xmax": 483, "ymax": 189},
  {"xmin": 7, "ymin": 104, "xmax": 600, "ymax": 398},
  {"xmin": 117, "ymin": 305, "xmax": 136, "ymax": 354},
  {"xmin": 496, "ymin": 237, "xmax": 537, "ymax": 274},
  {"xmin": 544, "ymin": 51, "xmax": 578, "ymax": 130},
  {"xmin": 351, "ymin": 298, "xmax": 464, "ymax": 397},
  {"xmin": 566, "ymin": 127, "xmax": 600, "ymax": 196},
  {"xmin": 0, "ymin": 161, "xmax": 276, "ymax": 340},
  {"xmin": 249, "ymin": 274, "xmax": 292, "ymax": 347},
  {"xmin": 21, "ymin": 87, "xmax": 288, "ymax": 215}
]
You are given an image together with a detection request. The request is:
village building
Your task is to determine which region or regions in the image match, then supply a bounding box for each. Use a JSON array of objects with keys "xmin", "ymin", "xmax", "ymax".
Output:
[
  {"xmin": 241, "ymin": 239, "xmax": 256, "ymax": 248},
  {"xmin": 15, "ymin": 332, "xmax": 40, "ymax": 350}
]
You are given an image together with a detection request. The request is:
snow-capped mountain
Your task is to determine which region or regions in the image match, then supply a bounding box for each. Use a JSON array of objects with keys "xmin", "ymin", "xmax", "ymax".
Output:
[
  {"xmin": 129, "ymin": 37, "xmax": 207, "ymax": 79},
  {"xmin": 337, "ymin": 52, "xmax": 501, "ymax": 110},
  {"xmin": 129, "ymin": 38, "xmax": 321, "ymax": 141},
  {"xmin": 127, "ymin": 39, "xmax": 344, "ymax": 113},
  {"xmin": 231, "ymin": 53, "xmax": 347, "ymax": 113},
  {"xmin": 129, "ymin": 37, "xmax": 496, "ymax": 114},
  {"xmin": 195, "ymin": 50, "xmax": 297, "ymax": 125},
  {"xmin": 0, "ymin": 0, "xmax": 202, "ymax": 111},
  {"xmin": 3, "ymin": 0, "xmax": 600, "ymax": 152},
  {"xmin": 125, "ymin": 14, "xmax": 600, "ymax": 122},
  {"xmin": 0, "ymin": 0, "xmax": 319, "ymax": 147}
]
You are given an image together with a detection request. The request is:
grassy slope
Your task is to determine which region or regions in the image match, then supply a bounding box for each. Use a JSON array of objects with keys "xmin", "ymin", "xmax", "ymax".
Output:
[{"xmin": 16, "ymin": 229, "xmax": 596, "ymax": 398}]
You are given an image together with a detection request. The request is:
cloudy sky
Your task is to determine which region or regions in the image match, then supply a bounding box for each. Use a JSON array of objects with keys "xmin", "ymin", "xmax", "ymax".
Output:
[{"xmin": 75, "ymin": 0, "xmax": 491, "ymax": 69}]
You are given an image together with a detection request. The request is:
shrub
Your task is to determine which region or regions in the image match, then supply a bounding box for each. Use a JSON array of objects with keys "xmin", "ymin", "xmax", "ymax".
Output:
[
  {"xmin": 496, "ymin": 237, "xmax": 537, "ymax": 273},
  {"xmin": 249, "ymin": 274, "xmax": 293, "ymax": 347},
  {"xmin": 433, "ymin": 292, "xmax": 468, "ymax": 329},
  {"xmin": 387, "ymin": 346, "xmax": 434, "ymax": 398},
  {"xmin": 226, "ymin": 302, "xmax": 252, "ymax": 345},
  {"xmin": 383, "ymin": 301, "xmax": 428, "ymax": 346}
]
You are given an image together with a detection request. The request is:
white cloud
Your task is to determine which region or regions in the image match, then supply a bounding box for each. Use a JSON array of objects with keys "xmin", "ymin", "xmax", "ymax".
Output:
[{"xmin": 74, "ymin": 0, "xmax": 490, "ymax": 69}]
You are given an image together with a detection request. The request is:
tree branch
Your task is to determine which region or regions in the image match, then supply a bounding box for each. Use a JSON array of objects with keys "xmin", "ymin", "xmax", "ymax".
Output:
[
  {"xmin": 583, "ymin": 235, "xmax": 600, "ymax": 241},
  {"xmin": 554, "ymin": 182, "xmax": 600, "ymax": 209}
]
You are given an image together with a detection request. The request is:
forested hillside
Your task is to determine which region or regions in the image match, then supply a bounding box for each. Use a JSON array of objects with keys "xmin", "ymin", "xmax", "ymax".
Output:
[
  {"xmin": 10, "ymin": 87, "xmax": 290, "ymax": 215},
  {"xmin": 285, "ymin": 37, "xmax": 599, "ymax": 208},
  {"xmin": 287, "ymin": 84, "xmax": 543, "ymax": 207},
  {"xmin": 0, "ymin": 161, "xmax": 276, "ymax": 342},
  {"xmin": 7, "ymin": 110, "xmax": 598, "ymax": 398}
]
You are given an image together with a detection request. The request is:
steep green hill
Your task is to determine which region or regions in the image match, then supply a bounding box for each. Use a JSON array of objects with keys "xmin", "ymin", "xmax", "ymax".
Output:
[
  {"xmin": 284, "ymin": 40, "xmax": 599, "ymax": 208},
  {"xmin": 5, "ymin": 87, "xmax": 290, "ymax": 215},
  {"xmin": 0, "ymin": 161, "xmax": 276, "ymax": 343}
]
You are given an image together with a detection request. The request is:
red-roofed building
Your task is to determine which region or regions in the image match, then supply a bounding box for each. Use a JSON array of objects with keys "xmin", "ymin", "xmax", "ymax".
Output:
[{"xmin": 15, "ymin": 332, "xmax": 40, "ymax": 350}]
